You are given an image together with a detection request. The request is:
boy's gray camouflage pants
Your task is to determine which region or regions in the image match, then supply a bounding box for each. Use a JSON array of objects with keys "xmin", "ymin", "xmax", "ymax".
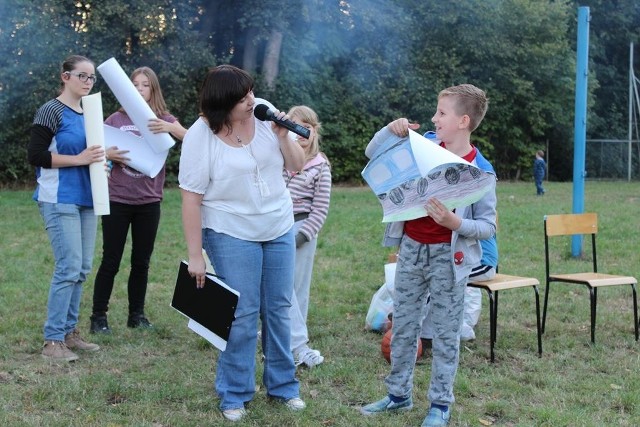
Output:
[{"xmin": 385, "ymin": 235, "xmax": 466, "ymax": 406}]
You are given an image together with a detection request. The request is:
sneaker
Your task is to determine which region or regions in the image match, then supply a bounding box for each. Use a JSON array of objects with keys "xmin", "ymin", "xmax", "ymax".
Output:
[
  {"xmin": 460, "ymin": 324, "xmax": 476, "ymax": 341},
  {"xmin": 42, "ymin": 340, "xmax": 79, "ymax": 362},
  {"xmin": 360, "ymin": 395, "xmax": 413, "ymax": 416},
  {"xmin": 422, "ymin": 406, "xmax": 451, "ymax": 427},
  {"xmin": 127, "ymin": 313, "xmax": 153, "ymax": 329},
  {"xmin": 222, "ymin": 408, "xmax": 246, "ymax": 422},
  {"xmin": 285, "ymin": 397, "xmax": 306, "ymax": 411},
  {"xmin": 295, "ymin": 347, "xmax": 324, "ymax": 368},
  {"xmin": 65, "ymin": 329, "xmax": 100, "ymax": 351},
  {"xmin": 90, "ymin": 314, "xmax": 111, "ymax": 334}
]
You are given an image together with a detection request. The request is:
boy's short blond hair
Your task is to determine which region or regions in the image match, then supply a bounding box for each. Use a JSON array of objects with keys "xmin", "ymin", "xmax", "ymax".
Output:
[{"xmin": 439, "ymin": 84, "xmax": 488, "ymax": 132}]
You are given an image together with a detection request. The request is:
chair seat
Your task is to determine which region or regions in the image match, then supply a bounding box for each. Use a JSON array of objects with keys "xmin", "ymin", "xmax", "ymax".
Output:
[
  {"xmin": 468, "ymin": 273, "xmax": 542, "ymax": 362},
  {"xmin": 470, "ymin": 273, "xmax": 539, "ymax": 291},
  {"xmin": 549, "ymin": 272, "xmax": 637, "ymax": 287}
]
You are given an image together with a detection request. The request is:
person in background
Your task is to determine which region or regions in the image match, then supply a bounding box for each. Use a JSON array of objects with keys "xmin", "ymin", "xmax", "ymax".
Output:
[
  {"xmin": 534, "ymin": 149, "xmax": 546, "ymax": 195},
  {"xmin": 28, "ymin": 54, "xmax": 103, "ymax": 362},
  {"xmin": 89, "ymin": 66, "xmax": 186, "ymax": 334},
  {"xmin": 284, "ymin": 105, "xmax": 331, "ymax": 368},
  {"xmin": 179, "ymin": 65, "xmax": 306, "ymax": 422},
  {"xmin": 360, "ymin": 84, "xmax": 497, "ymax": 427}
]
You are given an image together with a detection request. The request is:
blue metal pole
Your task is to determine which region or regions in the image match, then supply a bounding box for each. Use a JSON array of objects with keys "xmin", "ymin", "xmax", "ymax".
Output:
[{"xmin": 572, "ymin": 6, "xmax": 590, "ymax": 257}]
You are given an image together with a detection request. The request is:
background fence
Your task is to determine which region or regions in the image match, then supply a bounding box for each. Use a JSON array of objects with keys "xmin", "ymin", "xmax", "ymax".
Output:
[{"xmin": 585, "ymin": 139, "xmax": 640, "ymax": 180}]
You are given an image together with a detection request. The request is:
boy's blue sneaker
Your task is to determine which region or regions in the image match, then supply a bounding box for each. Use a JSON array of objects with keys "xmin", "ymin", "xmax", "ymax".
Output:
[
  {"xmin": 360, "ymin": 395, "xmax": 413, "ymax": 415},
  {"xmin": 421, "ymin": 406, "xmax": 450, "ymax": 426}
]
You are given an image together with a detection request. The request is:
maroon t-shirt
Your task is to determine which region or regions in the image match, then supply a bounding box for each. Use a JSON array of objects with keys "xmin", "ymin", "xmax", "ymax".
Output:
[{"xmin": 105, "ymin": 111, "xmax": 176, "ymax": 205}]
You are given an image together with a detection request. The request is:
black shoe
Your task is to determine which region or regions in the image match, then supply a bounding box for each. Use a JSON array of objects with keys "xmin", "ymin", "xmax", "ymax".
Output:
[
  {"xmin": 90, "ymin": 314, "xmax": 112, "ymax": 334},
  {"xmin": 127, "ymin": 313, "xmax": 153, "ymax": 329}
]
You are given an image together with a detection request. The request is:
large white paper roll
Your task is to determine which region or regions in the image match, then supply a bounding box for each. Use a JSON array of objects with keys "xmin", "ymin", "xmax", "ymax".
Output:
[
  {"xmin": 97, "ymin": 58, "xmax": 175, "ymax": 153},
  {"xmin": 82, "ymin": 92, "xmax": 110, "ymax": 216},
  {"xmin": 103, "ymin": 125, "xmax": 168, "ymax": 178}
]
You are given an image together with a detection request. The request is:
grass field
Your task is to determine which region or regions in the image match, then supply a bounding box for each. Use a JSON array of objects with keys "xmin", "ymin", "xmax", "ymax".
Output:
[{"xmin": 1, "ymin": 181, "xmax": 639, "ymax": 426}]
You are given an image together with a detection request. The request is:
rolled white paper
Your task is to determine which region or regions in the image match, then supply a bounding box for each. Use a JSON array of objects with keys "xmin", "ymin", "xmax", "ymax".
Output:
[
  {"xmin": 103, "ymin": 125, "xmax": 169, "ymax": 178},
  {"xmin": 81, "ymin": 92, "xmax": 110, "ymax": 216},
  {"xmin": 97, "ymin": 57, "xmax": 175, "ymax": 153}
]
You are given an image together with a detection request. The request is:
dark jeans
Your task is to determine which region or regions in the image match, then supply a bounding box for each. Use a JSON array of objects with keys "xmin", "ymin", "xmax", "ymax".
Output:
[{"xmin": 92, "ymin": 201, "xmax": 161, "ymax": 316}]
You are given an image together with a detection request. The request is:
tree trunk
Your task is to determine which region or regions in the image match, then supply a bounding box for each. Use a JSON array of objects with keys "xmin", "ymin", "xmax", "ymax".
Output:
[
  {"xmin": 262, "ymin": 30, "xmax": 283, "ymax": 89},
  {"xmin": 242, "ymin": 28, "xmax": 259, "ymax": 74}
]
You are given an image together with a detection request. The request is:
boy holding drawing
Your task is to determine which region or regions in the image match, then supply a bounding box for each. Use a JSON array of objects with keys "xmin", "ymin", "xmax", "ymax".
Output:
[{"xmin": 361, "ymin": 84, "xmax": 497, "ymax": 426}]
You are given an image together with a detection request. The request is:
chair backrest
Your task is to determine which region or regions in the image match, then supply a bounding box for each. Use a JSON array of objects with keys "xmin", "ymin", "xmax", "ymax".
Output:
[
  {"xmin": 545, "ymin": 213, "xmax": 597, "ymax": 237},
  {"xmin": 544, "ymin": 213, "xmax": 598, "ymax": 274}
]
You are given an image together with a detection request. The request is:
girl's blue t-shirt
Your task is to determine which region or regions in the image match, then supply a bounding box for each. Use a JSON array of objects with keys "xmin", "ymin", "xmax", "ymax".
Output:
[{"xmin": 32, "ymin": 99, "xmax": 93, "ymax": 207}]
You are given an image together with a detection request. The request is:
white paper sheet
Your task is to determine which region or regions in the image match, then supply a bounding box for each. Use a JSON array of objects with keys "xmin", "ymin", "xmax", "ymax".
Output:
[
  {"xmin": 97, "ymin": 58, "xmax": 175, "ymax": 153},
  {"xmin": 362, "ymin": 129, "xmax": 494, "ymax": 222},
  {"xmin": 103, "ymin": 125, "xmax": 168, "ymax": 178},
  {"xmin": 187, "ymin": 318, "xmax": 228, "ymax": 351},
  {"xmin": 81, "ymin": 92, "xmax": 110, "ymax": 216}
]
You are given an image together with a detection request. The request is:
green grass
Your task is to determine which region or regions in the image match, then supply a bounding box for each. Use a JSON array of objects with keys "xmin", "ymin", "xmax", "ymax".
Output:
[{"xmin": 1, "ymin": 181, "xmax": 640, "ymax": 426}]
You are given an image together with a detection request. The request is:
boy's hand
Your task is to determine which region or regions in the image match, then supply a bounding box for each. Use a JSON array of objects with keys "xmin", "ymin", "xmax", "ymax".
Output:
[
  {"xmin": 387, "ymin": 118, "xmax": 420, "ymax": 137},
  {"xmin": 426, "ymin": 198, "xmax": 461, "ymax": 230}
]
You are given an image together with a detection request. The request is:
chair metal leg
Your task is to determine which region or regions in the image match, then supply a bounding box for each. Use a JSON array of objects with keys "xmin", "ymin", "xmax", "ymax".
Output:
[
  {"xmin": 533, "ymin": 285, "xmax": 542, "ymax": 357},
  {"xmin": 631, "ymin": 284, "xmax": 638, "ymax": 341},
  {"xmin": 542, "ymin": 282, "xmax": 550, "ymax": 334},
  {"xmin": 494, "ymin": 291, "xmax": 500, "ymax": 345},
  {"xmin": 488, "ymin": 290, "xmax": 496, "ymax": 363},
  {"xmin": 589, "ymin": 287, "xmax": 597, "ymax": 344}
]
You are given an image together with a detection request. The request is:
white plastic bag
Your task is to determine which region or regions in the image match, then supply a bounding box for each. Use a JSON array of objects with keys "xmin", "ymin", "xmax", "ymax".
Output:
[
  {"xmin": 365, "ymin": 262, "xmax": 397, "ymax": 332},
  {"xmin": 384, "ymin": 262, "xmax": 397, "ymax": 297}
]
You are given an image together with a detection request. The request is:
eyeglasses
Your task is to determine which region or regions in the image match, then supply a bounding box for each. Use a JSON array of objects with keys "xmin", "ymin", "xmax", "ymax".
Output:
[{"xmin": 65, "ymin": 71, "xmax": 98, "ymax": 84}]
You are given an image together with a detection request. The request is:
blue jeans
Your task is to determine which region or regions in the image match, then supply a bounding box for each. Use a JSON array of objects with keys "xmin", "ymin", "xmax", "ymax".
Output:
[
  {"xmin": 38, "ymin": 202, "xmax": 97, "ymax": 341},
  {"xmin": 203, "ymin": 227, "xmax": 299, "ymax": 411}
]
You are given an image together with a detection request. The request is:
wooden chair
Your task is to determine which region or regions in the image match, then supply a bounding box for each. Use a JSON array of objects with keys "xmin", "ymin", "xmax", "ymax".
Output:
[
  {"xmin": 542, "ymin": 213, "xmax": 639, "ymax": 343},
  {"xmin": 468, "ymin": 273, "xmax": 542, "ymax": 362}
]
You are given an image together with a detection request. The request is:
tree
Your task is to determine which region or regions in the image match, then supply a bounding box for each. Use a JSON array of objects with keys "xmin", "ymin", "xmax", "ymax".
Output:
[{"xmin": 0, "ymin": 0, "xmax": 216, "ymax": 186}]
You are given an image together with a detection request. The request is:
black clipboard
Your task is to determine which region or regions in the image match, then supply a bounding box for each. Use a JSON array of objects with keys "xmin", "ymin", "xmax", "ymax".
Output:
[{"xmin": 171, "ymin": 261, "xmax": 239, "ymax": 351}]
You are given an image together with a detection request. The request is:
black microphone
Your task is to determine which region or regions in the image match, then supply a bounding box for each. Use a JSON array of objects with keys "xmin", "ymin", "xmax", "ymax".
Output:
[{"xmin": 254, "ymin": 104, "xmax": 311, "ymax": 139}]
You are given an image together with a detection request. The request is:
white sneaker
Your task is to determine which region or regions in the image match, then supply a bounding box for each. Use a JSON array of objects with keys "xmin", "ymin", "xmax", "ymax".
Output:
[
  {"xmin": 460, "ymin": 324, "xmax": 476, "ymax": 341},
  {"xmin": 222, "ymin": 408, "xmax": 246, "ymax": 422},
  {"xmin": 295, "ymin": 347, "xmax": 324, "ymax": 368},
  {"xmin": 285, "ymin": 397, "xmax": 306, "ymax": 411}
]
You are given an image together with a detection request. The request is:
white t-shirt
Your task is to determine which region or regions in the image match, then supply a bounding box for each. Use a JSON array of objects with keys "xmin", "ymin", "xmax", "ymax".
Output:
[{"xmin": 179, "ymin": 117, "xmax": 293, "ymax": 241}]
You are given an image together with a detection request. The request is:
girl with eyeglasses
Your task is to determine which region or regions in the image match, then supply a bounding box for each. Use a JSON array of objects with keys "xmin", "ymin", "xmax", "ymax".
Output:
[{"xmin": 27, "ymin": 54, "xmax": 104, "ymax": 362}]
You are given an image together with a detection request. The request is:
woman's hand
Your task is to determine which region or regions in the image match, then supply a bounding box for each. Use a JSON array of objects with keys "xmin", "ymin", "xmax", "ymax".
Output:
[
  {"xmin": 270, "ymin": 109, "xmax": 292, "ymax": 139},
  {"xmin": 148, "ymin": 118, "xmax": 187, "ymax": 141},
  {"xmin": 105, "ymin": 146, "xmax": 130, "ymax": 164},
  {"xmin": 148, "ymin": 118, "xmax": 172, "ymax": 134},
  {"xmin": 387, "ymin": 118, "xmax": 420, "ymax": 137},
  {"xmin": 77, "ymin": 145, "xmax": 106, "ymax": 165},
  {"xmin": 187, "ymin": 255, "xmax": 207, "ymax": 288}
]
